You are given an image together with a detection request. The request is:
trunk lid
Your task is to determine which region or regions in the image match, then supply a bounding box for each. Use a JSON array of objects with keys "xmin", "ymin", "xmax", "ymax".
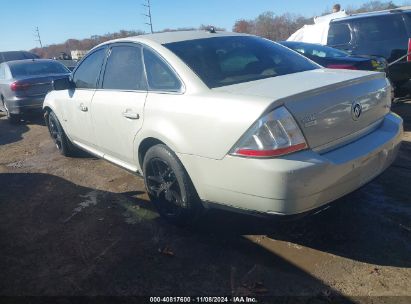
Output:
[{"xmin": 213, "ymin": 69, "xmax": 391, "ymax": 150}]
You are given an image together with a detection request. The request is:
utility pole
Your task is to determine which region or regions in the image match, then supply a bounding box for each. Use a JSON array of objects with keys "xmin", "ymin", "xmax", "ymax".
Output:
[
  {"xmin": 142, "ymin": 0, "xmax": 154, "ymax": 33},
  {"xmin": 34, "ymin": 26, "xmax": 43, "ymax": 48}
]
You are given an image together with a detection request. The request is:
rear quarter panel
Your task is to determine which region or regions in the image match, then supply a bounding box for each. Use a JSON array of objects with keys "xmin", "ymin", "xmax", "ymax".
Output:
[
  {"xmin": 135, "ymin": 91, "xmax": 272, "ymax": 163},
  {"xmin": 43, "ymin": 90, "xmax": 69, "ymax": 126}
]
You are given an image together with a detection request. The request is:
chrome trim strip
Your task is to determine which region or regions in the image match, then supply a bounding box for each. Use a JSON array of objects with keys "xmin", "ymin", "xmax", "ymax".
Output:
[{"xmin": 29, "ymin": 82, "xmax": 52, "ymax": 86}]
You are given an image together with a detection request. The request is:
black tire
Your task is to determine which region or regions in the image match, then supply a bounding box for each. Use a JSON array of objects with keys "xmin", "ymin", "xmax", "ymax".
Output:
[
  {"xmin": 143, "ymin": 144, "xmax": 203, "ymax": 225},
  {"xmin": 47, "ymin": 111, "xmax": 77, "ymax": 157}
]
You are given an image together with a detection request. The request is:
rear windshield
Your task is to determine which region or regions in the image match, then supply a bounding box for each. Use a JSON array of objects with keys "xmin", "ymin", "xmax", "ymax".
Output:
[
  {"xmin": 164, "ymin": 36, "xmax": 319, "ymax": 88},
  {"xmin": 0, "ymin": 51, "xmax": 39, "ymax": 63},
  {"xmin": 9, "ymin": 61, "xmax": 69, "ymax": 77},
  {"xmin": 283, "ymin": 42, "xmax": 349, "ymax": 58}
]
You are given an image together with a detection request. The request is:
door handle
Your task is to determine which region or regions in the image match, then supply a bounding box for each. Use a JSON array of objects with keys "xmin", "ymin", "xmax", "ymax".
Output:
[
  {"xmin": 79, "ymin": 103, "xmax": 88, "ymax": 112},
  {"xmin": 122, "ymin": 111, "xmax": 140, "ymax": 120}
]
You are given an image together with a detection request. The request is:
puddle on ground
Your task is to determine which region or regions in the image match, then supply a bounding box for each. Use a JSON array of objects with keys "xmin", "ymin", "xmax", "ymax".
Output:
[
  {"xmin": 63, "ymin": 190, "xmax": 100, "ymax": 223},
  {"xmin": 118, "ymin": 198, "xmax": 159, "ymax": 224}
]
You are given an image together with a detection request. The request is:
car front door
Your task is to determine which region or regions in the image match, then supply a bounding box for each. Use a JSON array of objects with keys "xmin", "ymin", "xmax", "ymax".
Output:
[
  {"xmin": 90, "ymin": 43, "xmax": 147, "ymax": 169},
  {"xmin": 62, "ymin": 47, "xmax": 107, "ymax": 152}
]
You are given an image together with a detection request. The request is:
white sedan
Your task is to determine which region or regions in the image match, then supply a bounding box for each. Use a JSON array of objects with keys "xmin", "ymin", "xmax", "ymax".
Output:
[{"xmin": 44, "ymin": 31, "xmax": 403, "ymax": 225}]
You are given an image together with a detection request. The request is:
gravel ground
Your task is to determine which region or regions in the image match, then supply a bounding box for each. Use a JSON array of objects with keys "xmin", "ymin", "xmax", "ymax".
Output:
[{"xmin": 0, "ymin": 103, "xmax": 410, "ymax": 302}]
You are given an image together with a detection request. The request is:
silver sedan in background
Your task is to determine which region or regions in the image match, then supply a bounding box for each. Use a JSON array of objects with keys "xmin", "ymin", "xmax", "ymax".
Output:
[{"xmin": 0, "ymin": 59, "xmax": 70, "ymax": 123}]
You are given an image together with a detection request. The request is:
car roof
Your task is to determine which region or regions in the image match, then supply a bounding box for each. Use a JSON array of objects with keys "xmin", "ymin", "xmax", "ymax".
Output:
[
  {"xmin": 5, "ymin": 59, "xmax": 62, "ymax": 66},
  {"xmin": 101, "ymin": 30, "xmax": 250, "ymax": 46},
  {"xmin": 0, "ymin": 51, "xmax": 33, "ymax": 54},
  {"xmin": 280, "ymin": 41, "xmax": 319, "ymax": 46},
  {"xmin": 332, "ymin": 7, "xmax": 411, "ymax": 22},
  {"xmin": 280, "ymin": 41, "xmax": 336, "ymax": 49}
]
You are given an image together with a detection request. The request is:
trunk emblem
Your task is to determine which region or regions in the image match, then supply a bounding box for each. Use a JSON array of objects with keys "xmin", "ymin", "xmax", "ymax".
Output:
[
  {"xmin": 351, "ymin": 101, "xmax": 362, "ymax": 121},
  {"xmin": 301, "ymin": 113, "xmax": 317, "ymax": 128}
]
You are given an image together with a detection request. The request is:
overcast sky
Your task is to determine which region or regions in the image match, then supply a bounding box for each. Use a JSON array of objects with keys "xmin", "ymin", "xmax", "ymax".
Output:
[{"xmin": 0, "ymin": 0, "xmax": 408, "ymax": 51}]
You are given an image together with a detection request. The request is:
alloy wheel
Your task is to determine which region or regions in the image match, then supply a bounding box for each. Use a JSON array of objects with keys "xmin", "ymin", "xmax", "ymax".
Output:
[
  {"xmin": 48, "ymin": 116, "xmax": 63, "ymax": 150},
  {"xmin": 146, "ymin": 158, "xmax": 185, "ymax": 217}
]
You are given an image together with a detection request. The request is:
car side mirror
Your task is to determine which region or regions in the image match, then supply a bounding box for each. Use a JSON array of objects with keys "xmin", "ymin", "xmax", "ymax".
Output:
[{"xmin": 53, "ymin": 77, "xmax": 75, "ymax": 91}]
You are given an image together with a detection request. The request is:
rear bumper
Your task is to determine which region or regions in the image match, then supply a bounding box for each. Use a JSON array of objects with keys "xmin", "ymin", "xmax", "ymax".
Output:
[
  {"xmin": 178, "ymin": 113, "xmax": 403, "ymax": 215},
  {"xmin": 5, "ymin": 96, "xmax": 45, "ymax": 115}
]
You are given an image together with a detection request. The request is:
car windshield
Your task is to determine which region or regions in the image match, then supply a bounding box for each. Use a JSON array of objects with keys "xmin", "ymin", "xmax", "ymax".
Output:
[
  {"xmin": 164, "ymin": 36, "xmax": 319, "ymax": 88},
  {"xmin": 285, "ymin": 42, "xmax": 349, "ymax": 58},
  {"xmin": 9, "ymin": 61, "xmax": 70, "ymax": 77}
]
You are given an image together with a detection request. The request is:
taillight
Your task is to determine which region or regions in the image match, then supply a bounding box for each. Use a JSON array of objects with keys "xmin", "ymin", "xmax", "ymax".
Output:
[
  {"xmin": 326, "ymin": 64, "xmax": 358, "ymax": 70},
  {"xmin": 10, "ymin": 81, "xmax": 31, "ymax": 91},
  {"xmin": 407, "ymin": 38, "xmax": 411, "ymax": 62},
  {"xmin": 230, "ymin": 106, "xmax": 308, "ymax": 158}
]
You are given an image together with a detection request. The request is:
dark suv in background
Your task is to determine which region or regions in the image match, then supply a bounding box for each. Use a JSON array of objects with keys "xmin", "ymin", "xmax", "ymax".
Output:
[{"xmin": 327, "ymin": 8, "xmax": 411, "ymax": 97}]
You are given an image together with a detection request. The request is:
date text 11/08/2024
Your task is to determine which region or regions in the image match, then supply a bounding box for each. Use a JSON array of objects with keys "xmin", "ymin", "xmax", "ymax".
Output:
[{"xmin": 149, "ymin": 297, "xmax": 258, "ymax": 303}]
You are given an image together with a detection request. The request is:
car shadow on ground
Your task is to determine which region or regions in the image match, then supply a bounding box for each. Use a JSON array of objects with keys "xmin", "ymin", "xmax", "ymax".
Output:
[
  {"xmin": 195, "ymin": 164, "xmax": 411, "ymax": 269},
  {"xmin": 0, "ymin": 117, "xmax": 30, "ymax": 146},
  {"xmin": 0, "ymin": 172, "xmax": 359, "ymax": 301}
]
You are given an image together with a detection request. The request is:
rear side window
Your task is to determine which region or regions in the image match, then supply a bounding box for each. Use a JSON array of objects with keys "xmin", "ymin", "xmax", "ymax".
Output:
[
  {"xmin": 355, "ymin": 15, "xmax": 407, "ymax": 42},
  {"xmin": 9, "ymin": 61, "xmax": 69, "ymax": 77},
  {"xmin": 73, "ymin": 49, "xmax": 106, "ymax": 89},
  {"xmin": 328, "ymin": 23, "xmax": 352, "ymax": 45},
  {"xmin": 102, "ymin": 45, "xmax": 147, "ymax": 91},
  {"xmin": 164, "ymin": 36, "xmax": 318, "ymax": 88},
  {"xmin": 143, "ymin": 48, "xmax": 182, "ymax": 92}
]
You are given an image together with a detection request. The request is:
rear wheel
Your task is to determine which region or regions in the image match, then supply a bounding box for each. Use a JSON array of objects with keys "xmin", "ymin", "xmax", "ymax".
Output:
[
  {"xmin": 143, "ymin": 144, "xmax": 203, "ymax": 225},
  {"xmin": 47, "ymin": 111, "xmax": 77, "ymax": 157}
]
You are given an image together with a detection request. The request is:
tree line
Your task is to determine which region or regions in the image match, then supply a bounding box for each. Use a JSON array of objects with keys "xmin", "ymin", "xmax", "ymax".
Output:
[
  {"xmin": 31, "ymin": 1, "xmax": 404, "ymax": 58},
  {"xmin": 232, "ymin": 1, "xmax": 400, "ymax": 41}
]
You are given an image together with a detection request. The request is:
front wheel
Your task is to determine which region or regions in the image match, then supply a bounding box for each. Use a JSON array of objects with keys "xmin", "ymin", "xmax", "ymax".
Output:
[
  {"xmin": 47, "ymin": 111, "xmax": 77, "ymax": 157},
  {"xmin": 143, "ymin": 144, "xmax": 203, "ymax": 225}
]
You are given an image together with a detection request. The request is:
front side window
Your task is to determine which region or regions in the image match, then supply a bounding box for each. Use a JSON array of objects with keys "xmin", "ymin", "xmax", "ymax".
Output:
[
  {"xmin": 102, "ymin": 45, "xmax": 147, "ymax": 91},
  {"xmin": 164, "ymin": 36, "xmax": 318, "ymax": 88},
  {"xmin": 328, "ymin": 23, "xmax": 352, "ymax": 45},
  {"xmin": 143, "ymin": 48, "xmax": 182, "ymax": 92},
  {"xmin": 73, "ymin": 49, "xmax": 106, "ymax": 89}
]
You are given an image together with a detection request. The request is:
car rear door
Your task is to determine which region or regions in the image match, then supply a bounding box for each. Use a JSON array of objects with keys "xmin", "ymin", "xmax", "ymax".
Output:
[
  {"xmin": 61, "ymin": 47, "xmax": 107, "ymax": 151},
  {"xmin": 90, "ymin": 43, "xmax": 147, "ymax": 170}
]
